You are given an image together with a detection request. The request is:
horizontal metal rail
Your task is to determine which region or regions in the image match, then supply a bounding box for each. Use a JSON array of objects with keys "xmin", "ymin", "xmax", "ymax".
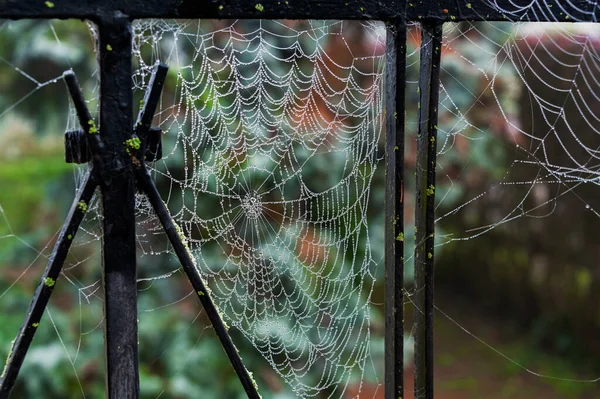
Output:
[{"xmin": 0, "ymin": 0, "xmax": 598, "ymax": 21}]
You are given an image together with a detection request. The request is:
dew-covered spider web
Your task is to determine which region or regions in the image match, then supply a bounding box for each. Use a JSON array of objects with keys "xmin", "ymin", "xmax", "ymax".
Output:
[
  {"xmin": 130, "ymin": 19, "xmax": 386, "ymax": 398},
  {"xmin": 402, "ymin": 5, "xmax": 600, "ymax": 395},
  {"xmin": 431, "ymin": 19, "xmax": 600, "ymax": 242},
  {"xmin": 2, "ymin": 2, "xmax": 600, "ymax": 398}
]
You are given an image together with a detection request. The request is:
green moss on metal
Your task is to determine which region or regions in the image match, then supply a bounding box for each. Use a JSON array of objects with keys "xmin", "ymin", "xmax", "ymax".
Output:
[
  {"xmin": 1, "ymin": 339, "xmax": 16, "ymax": 379},
  {"xmin": 78, "ymin": 200, "xmax": 88, "ymax": 212},
  {"xmin": 426, "ymin": 184, "xmax": 435, "ymax": 196},
  {"xmin": 44, "ymin": 1, "xmax": 55, "ymax": 8},
  {"xmin": 255, "ymin": 3, "xmax": 264, "ymax": 11},
  {"xmin": 124, "ymin": 137, "xmax": 141, "ymax": 155},
  {"xmin": 247, "ymin": 370, "xmax": 262, "ymax": 397},
  {"xmin": 88, "ymin": 120, "xmax": 98, "ymax": 134},
  {"xmin": 44, "ymin": 277, "xmax": 55, "ymax": 287}
]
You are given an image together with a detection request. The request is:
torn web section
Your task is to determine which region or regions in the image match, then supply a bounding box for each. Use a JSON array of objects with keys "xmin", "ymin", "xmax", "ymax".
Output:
[
  {"xmin": 0, "ymin": 19, "xmax": 105, "ymax": 397},
  {"xmin": 412, "ymin": 19, "xmax": 600, "ymax": 397},
  {"xmin": 132, "ymin": 19, "xmax": 386, "ymax": 397}
]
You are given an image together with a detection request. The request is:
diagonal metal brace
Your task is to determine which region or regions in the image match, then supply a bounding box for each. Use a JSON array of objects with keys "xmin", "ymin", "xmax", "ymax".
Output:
[
  {"xmin": 0, "ymin": 69, "xmax": 106, "ymax": 399},
  {"xmin": 133, "ymin": 63, "xmax": 262, "ymax": 399},
  {"xmin": 135, "ymin": 169, "xmax": 261, "ymax": 399},
  {"xmin": 0, "ymin": 171, "xmax": 98, "ymax": 397}
]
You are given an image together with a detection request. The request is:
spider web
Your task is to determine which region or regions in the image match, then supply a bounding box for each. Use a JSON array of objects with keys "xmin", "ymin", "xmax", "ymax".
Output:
[
  {"xmin": 404, "ymin": 6, "xmax": 600, "ymax": 394},
  {"xmin": 431, "ymin": 20, "xmax": 600, "ymax": 245},
  {"xmin": 131, "ymin": 19, "xmax": 386, "ymax": 398}
]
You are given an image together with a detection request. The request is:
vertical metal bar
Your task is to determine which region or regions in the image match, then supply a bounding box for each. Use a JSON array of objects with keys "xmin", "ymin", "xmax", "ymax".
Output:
[
  {"xmin": 0, "ymin": 172, "xmax": 97, "ymax": 399},
  {"xmin": 413, "ymin": 20, "xmax": 442, "ymax": 399},
  {"xmin": 132, "ymin": 60, "xmax": 262, "ymax": 398},
  {"xmin": 97, "ymin": 16, "xmax": 140, "ymax": 399},
  {"xmin": 385, "ymin": 18, "xmax": 406, "ymax": 399}
]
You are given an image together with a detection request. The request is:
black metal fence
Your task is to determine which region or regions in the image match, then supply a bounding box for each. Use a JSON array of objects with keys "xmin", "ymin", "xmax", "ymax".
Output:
[{"xmin": 0, "ymin": 1, "xmax": 597, "ymax": 398}]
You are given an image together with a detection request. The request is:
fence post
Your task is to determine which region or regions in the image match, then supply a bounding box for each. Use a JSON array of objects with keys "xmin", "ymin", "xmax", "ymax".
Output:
[{"xmin": 97, "ymin": 15, "xmax": 140, "ymax": 398}]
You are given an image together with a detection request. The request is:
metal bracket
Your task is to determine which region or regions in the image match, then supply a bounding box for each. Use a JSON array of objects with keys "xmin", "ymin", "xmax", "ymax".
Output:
[{"xmin": 65, "ymin": 127, "xmax": 162, "ymax": 164}]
